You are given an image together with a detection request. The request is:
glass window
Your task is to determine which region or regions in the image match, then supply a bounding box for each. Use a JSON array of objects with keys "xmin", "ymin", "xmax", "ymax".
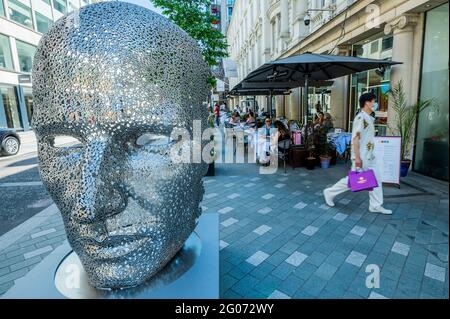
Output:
[
  {"xmin": 414, "ymin": 3, "xmax": 449, "ymax": 181},
  {"xmin": 35, "ymin": 11, "xmax": 53, "ymax": 34},
  {"xmin": 1, "ymin": 0, "xmax": 5, "ymax": 17},
  {"xmin": 16, "ymin": 40, "xmax": 36, "ymax": 73},
  {"xmin": 350, "ymin": 33, "xmax": 393, "ymax": 135},
  {"xmin": 23, "ymin": 87, "xmax": 33, "ymax": 126},
  {"xmin": 52, "ymin": 0, "xmax": 67, "ymax": 14},
  {"xmin": 1, "ymin": 86, "xmax": 22, "ymax": 129},
  {"xmin": 0, "ymin": 34, "xmax": 14, "ymax": 71},
  {"xmin": 8, "ymin": 0, "xmax": 33, "ymax": 29}
]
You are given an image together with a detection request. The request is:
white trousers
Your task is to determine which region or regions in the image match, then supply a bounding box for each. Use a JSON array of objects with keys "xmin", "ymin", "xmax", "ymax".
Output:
[{"xmin": 326, "ymin": 165, "xmax": 384, "ymax": 208}]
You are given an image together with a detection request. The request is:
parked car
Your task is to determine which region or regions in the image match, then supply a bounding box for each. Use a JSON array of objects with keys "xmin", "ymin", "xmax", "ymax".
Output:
[{"xmin": 0, "ymin": 128, "xmax": 21, "ymax": 156}]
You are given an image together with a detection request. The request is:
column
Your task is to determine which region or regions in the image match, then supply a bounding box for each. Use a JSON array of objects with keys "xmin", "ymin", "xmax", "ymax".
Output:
[
  {"xmin": 261, "ymin": 0, "xmax": 271, "ymax": 62},
  {"xmin": 385, "ymin": 14, "xmax": 420, "ymax": 106},
  {"xmin": 280, "ymin": 0, "xmax": 290, "ymax": 40},
  {"xmin": 275, "ymin": 95, "xmax": 285, "ymax": 118},
  {"xmin": 385, "ymin": 13, "xmax": 420, "ymax": 139},
  {"xmin": 289, "ymin": 88, "xmax": 301, "ymax": 121},
  {"xmin": 297, "ymin": 0, "xmax": 308, "ymax": 40},
  {"xmin": 330, "ymin": 45, "xmax": 350, "ymax": 129}
]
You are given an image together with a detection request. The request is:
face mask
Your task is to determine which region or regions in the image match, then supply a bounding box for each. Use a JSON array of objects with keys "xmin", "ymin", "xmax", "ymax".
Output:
[{"xmin": 372, "ymin": 102, "xmax": 379, "ymax": 112}]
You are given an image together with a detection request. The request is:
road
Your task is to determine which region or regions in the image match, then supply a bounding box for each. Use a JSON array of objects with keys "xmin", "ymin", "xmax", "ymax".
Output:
[{"xmin": 0, "ymin": 132, "xmax": 53, "ymax": 236}]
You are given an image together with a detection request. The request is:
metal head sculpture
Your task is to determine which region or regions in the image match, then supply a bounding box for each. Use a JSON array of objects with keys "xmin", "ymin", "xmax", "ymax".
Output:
[{"xmin": 32, "ymin": 1, "xmax": 209, "ymax": 289}]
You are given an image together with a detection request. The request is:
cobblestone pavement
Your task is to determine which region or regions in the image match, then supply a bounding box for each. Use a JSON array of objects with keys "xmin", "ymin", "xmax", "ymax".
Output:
[{"xmin": 0, "ymin": 160, "xmax": 448, "ymax": 299}]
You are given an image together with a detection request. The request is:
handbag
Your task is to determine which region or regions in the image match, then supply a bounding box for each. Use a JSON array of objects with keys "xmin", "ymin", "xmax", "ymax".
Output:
[{"xmin": 348, "ymin": 169, "xmax": 378, "ymax": 192}]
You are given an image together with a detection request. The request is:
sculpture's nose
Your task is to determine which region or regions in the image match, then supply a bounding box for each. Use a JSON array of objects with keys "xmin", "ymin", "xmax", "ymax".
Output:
[{"xmin": 73, "ymin": 137, "xmax": 121, "ymax": 224}]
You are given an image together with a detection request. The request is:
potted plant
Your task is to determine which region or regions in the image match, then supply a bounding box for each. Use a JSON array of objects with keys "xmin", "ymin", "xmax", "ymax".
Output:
[
  {"xmin": 315, "ymin": 126, "xmax": 332, "ymax": 169},
  {"xmin": 388, "ymin": 80, "xmax": 436, "ymax": 177}
]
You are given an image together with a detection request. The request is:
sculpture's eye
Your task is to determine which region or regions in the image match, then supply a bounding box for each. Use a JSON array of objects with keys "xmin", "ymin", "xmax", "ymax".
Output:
[
  {"xmin": 50, "ymin": 135, "xmax": 83, "ymax": 149},
  {"xmin": 135, "ymin": 133, "xmax": 172, "ymax": 147}
]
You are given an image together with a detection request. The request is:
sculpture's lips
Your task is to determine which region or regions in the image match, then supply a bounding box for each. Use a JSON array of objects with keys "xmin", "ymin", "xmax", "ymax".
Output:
[{"xmin": 77, "ymin": 235, "xmax": 151, "ymax": 260}]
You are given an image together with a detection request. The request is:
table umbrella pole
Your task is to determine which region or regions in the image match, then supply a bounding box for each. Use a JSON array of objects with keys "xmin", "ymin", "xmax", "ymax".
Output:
[{"xmin": 303, "ymin": 74, "xmax": 310, "ymax": 149}]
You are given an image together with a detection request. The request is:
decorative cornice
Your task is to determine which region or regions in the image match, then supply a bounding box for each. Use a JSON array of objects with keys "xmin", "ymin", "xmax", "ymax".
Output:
[{"xmin": 384, "ymin": 13, "xmax": 420, "ymax": 35}]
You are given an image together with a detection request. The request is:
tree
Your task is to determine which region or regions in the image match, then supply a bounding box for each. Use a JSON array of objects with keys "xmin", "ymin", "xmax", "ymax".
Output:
[{"xmin": 151, "ymin": 0, "xmax": 228, "ymax": 71}]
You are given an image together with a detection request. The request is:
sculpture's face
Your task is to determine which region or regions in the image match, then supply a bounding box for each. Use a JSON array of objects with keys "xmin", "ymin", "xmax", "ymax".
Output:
[{"xmin": 32, "ymin": 2, "xmax": 209, "ymax": 289}]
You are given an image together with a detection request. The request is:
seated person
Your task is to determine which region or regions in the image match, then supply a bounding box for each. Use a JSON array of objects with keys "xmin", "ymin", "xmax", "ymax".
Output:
[
  {"xmin": 313, "ymin": 112, "xmax": 324, "ymax": 130},
  {"xmin": 322, "ymin": 113, "xmax": 334, "ymax": 133},
  {"xmin": 229, "ymin": 112, "xmax": 240, "ymax": 126},
  {"xmin": 274, "ymin": 120, "xmax": 291, "ymax": 152},
  {"xmin": 246, "ymin": 111, "xmax": 256, "ymax": 125}
]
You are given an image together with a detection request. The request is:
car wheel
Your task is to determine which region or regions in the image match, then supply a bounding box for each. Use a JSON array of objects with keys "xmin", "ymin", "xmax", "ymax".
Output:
[{"xmin": 2, "ymin": 136, "xmax": 20, "ymax": 156}]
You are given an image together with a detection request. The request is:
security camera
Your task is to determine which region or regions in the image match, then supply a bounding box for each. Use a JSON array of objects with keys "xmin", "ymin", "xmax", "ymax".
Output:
[{"xmin": 304, "ymin": 14, "xmax": 311, "ymax": 26}]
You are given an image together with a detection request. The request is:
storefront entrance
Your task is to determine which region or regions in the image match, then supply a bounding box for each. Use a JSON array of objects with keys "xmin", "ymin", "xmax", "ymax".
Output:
[{"xmin": 414, "ymin": 3, "xmax": 449, "ymax": 181}]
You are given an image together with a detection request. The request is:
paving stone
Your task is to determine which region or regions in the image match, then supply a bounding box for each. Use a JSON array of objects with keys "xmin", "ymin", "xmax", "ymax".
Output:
[
  {"xmin": 424, "ymin": 263, "xmax": 446, "ymax": 282},
  {"xmin": 314, "ymin": 263, "xmax": 338, "ymax": 281},
  {"xmin": 218, "ymin": 207, "xmax": 234, "ymax": 214},
  {"xmin": 294, "ymin": 202, "xmax": 308, "ymax": 210},
  {"xmin": 30, "ymin": 228, "xmax": 56, "ymax": 239},
  {"xmin": 227, "ymin": 193, "xmax": 240, "ymax": 199},
  {"xmin": 285, "ymin": 251, "xmax": 308, "ymax": 267},
  {"xmin": 333, "ymin": 213, "xmax": 348, "ymax": 222},
  {"xmin": 23, "ymin": 245, "xmax": 53, "ymax": 259},
  {"xmin": 301, "ymin": 226, "xmax": 319, "ymax": 236},
  {"xmin": 368, "ymin": 291, "xmax": 389, "ymax": 299},
  {"xmin": 391, "ymin": 242, "xmax": 410, "ymax": 257},
  {"xmin": 345, "ymin": 251, "xmax": 367, "ymax": 267},
  {"xmin": 268, "ymin": 290, "xmax": 291, "ymax": 299},
  {"xmin": 350, "ymin": 226, "xmax": 367, "ymax": 237},
  {"xmin": 253, "ymin": 225, "xmax": 272, "ymax": 236},
  {"xmin": 246, "ymin": 251, "xmax": 269, "ymax": 267},
  {"xmin": 257, "ymin": 207, "xmax": 272, "ymax": 215},
  {"xmin": 221, "ymin": 218, "xmax": 238, "ymax": 227},
  {"xmin": 219, "ymin": 240, "xmax": 229, "ymax": 250},
  {"xmin": 262, "ymin": 193, "xmax": 275, "ymax": 200}
]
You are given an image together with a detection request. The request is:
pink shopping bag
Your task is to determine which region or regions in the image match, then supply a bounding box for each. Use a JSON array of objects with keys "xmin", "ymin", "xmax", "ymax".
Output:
[
  {"xmin": 347, "ymin": 169, "xmax": 378, "ymax": 192},
  {"xmin": 293, "ymin": 131, "xmax": 302, "ymax": 145}
]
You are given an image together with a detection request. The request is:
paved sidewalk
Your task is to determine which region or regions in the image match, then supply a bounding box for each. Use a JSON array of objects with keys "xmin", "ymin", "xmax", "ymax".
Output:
[
  {"xmin": 0, "ymin": 161, "xmax": 448, "ymax": 299},
  {"xmin": 212, "ymin": 163, "xmax": 448, "ymax": 299}
]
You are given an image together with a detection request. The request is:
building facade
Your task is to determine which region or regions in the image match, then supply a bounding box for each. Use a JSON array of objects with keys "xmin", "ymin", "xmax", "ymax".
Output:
[
  {"xmin": 227, "ymin": 0, "xmax": 449, "ymax": 181},
  {"xmin": 0, "ymin": 0, "xmax": 94, "ymax": 131}
]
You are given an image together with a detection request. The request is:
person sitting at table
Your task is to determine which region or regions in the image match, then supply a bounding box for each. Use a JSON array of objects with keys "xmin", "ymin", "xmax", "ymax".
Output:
[
  {"xmin": 322, "ymin": 113, "xmax": 334, "ymax": 133},
  {"xmin": 246, "ymin": 111, "xmax": 256, "ymax": 125},
  {"xmin": 229, "ymin": 112, "xmax": 240, "ymax": 126},
  {"xmin": 314, "ymin": 112, "xmax": 324, "ymax": 130},
  {"xmin": 274, "ymin": 121, "xmax": 290, "ymax": 141}
]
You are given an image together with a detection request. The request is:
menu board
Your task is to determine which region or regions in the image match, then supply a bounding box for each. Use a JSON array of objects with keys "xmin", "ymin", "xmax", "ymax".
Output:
[{"xmin": 374, "ymin": 137, "xmax": 402, "ymax": 185}]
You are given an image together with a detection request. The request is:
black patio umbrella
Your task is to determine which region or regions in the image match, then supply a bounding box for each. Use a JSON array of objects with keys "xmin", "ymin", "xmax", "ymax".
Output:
[
  {"xmin": 243, "ymin": 53, "xmax": 402, "ymax": 123},
  {"xmin": 230, "ymin": 78, "xmax": 334, "ymax": 117}
]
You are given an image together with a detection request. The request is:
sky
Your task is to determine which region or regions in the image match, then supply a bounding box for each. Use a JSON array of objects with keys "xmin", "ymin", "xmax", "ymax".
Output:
[{"xmin": 120, "ymin": 0, "xmax": 163, "ymax": 14}]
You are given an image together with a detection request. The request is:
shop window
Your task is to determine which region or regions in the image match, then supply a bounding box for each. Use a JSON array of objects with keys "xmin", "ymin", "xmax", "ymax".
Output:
[
  {"xmin": 0, "ymin": 34, "xmax": 14, "ymax": 71},
  {"xmin": 1, "ymin": 86, "xmax": 22, "ymax": 129},
  {"xmin": 350, "ymin": 33, "xmax": 393, "ymax": 135},
  {"xmin": 35, "ymin": 11, "xmax": 53, "ymax": 34},
  {"xmin": 7, "ymin": 0, "xmax": 33, "ymax": 29},
  {"xmin": 16, "ymin": 40, "xmax": 37, "ymax": 73},
  {"xmin": 414, "ymin": 3, "xmax": 449, "ymax": 181}
]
